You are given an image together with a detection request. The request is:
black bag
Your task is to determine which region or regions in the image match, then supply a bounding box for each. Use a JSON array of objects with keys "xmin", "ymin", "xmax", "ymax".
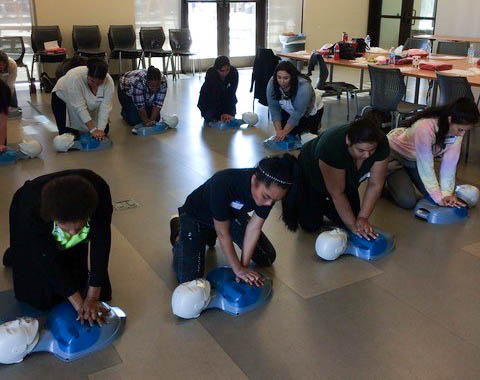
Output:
[
  {"xmin": 40, "ymin": 72, "xmax": 56, "ymax": 93},
  {"xmin": 326, "ymin": 42, "xmax": 357, "ymax": 60},
  {"xmin": 352, "ymin": 38, "xmax": 367, "ymax": 53}
]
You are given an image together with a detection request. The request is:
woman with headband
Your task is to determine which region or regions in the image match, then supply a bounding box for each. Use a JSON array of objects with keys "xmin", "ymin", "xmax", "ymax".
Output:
[{"xmin": 169, "ymin": 154, "xmax": 302, "ymax": 286}]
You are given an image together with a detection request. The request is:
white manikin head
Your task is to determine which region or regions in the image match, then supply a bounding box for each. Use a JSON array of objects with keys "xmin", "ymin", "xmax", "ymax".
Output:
[
  {"xmin": 171, "ymin": 279, "xmax": 211, "ymax": 319},
  {"xmin": 455, "ymin": 184, "xmax": 480, "ymax": 208},
  {"xmin": 53, "ymin": 133, "xmax": 75, "ymax": 152},
  {"xmin": 242, "ymin": 112, "xmax": 259, "ymax": 126},
  {"xmin": 0, "ymin": 317, "xmax": 39, "ymax": 364},
  {"xmin": 315, "ymin": 228, "xmax": 348, "ymax": 261},
  {"xmin": 18, "ymin": 138, "xmax": 42, "ymax": 158},
  {"xmin": 161, "ymin": 114, "xmax": 179, "ymax": 129}
]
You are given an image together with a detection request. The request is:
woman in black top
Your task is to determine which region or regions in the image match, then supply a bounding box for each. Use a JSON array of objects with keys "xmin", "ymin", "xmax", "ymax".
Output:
[
  {"xmin": 3, "ymin": 169, "xmax": 113, "ymax": 325},
  {"xmin": 197, "ymin": 56, "xmax": 239, "ymax": 123},
  {"xmin": 170, "ymin": 154, "xmax": 302, "ymax": 286}
]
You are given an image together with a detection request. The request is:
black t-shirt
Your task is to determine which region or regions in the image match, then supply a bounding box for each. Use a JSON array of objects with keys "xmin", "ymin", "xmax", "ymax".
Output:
[
  {"xmin": 182, "ymin": 168, "xmax": 271, "ymax": 226},
  {"xmin": 299, "ymin": 124, "xmax": 390, "ymax": 195}
]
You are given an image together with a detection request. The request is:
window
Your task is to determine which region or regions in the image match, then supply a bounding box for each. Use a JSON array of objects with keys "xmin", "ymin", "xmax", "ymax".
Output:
[
  {"xmin": 267, "ymin": 0, "xmax": 303, "ymax": 51},
  {"xmin": 0, "ymin": 0, "xmax": 35, "ymax": 82}
]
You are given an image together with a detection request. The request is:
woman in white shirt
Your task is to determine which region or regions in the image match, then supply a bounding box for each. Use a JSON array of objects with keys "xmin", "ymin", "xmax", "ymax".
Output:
[{"xmin": 51, "ymin": 58, "xmax": 113, "ymax": 140}]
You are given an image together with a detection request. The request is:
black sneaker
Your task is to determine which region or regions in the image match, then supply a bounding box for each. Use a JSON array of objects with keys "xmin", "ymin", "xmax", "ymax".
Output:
[
  {"xmin": 170, "ymin": 215, "xmax": 180, "ymax": 246},
  {"xmin": 3, "ymin": 248, "xmax": 12, "ymax": 267}
]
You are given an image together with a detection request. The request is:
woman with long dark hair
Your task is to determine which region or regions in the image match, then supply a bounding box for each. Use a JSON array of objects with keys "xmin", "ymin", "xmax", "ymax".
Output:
[
  {"xmin": 298, "ymin": 118, "xmax": 390, "ymax": 239},
  {"xmin": 170, "ymin": 154, "xmax": 302, "ymax": 286},
  {"xmin": 198, "ymin": 56, "xmax": 239, "ymax": 123},
  {"xmin": 267, "ymin": 61, "xmax": 324, "ymax": 140},
  {"xmin": 386, "ymin": 97, "xmax": 480, "ymax": 209}
]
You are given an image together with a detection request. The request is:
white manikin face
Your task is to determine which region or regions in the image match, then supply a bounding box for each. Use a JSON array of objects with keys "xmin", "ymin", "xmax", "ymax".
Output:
[
  {"xmin": 0, "ymin": 317, "xmax": 40, "ymax": 364},
  {"xmin": 18, "ymin": 139, "xmax": 43, "ymax": 158},
  {"xmin": 53, "ymin": 133, "xmax": 75, "ymax": 152},
  {"xmin": 171, "ymin": 279, "xmax": 211, "ymax": 319},
  {"xmin": 315, "ymin": 228, "xmax": 349, "ymax": 261},
  {"xmin": 455, "ymin": 184, "xmax": 480, "ymax": 208}
]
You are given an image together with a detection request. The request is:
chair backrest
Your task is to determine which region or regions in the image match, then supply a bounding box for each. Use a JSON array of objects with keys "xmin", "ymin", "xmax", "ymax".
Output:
[
  {"xmin": 368, "ymin": 65, "xmax": 406, "ymax": 112},
  {"xmin": 437, "ymin": 73, "xmax": 474, "ymax": 106},
  {"xmin": 140, "ymin": 27, "xmax": 166, "ymax": 50},
  {"xmin": 403, "ymin": 38, "xmax": 429, "ymax": 51},
  {"xmin": 312, "ymin": 53, "xmax": 330, "ymax": 90},
  {"xmin": 169, "ymin": 29, "xmax": 192, "ymax": 51},
  {"xmin": 0, "ymin": 36, "xmax": 25, "ymax": 63},
  {"xmin": 31, "ymin": 26, "xmax": 63, "ymax": 52},
  {"xmin": 436, "ymin": 41, "xmax": 469, "ymax": 56},
  {"xmin": 72, "ymin": 25, "xmax": 102, "ymax": 51},
  {"xmin": 108, "ymin": 25, "xmax": 136, "ymax": 50}
]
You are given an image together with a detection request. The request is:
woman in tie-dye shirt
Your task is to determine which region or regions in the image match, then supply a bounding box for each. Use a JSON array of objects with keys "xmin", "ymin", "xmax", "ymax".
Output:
[{"xmin": 386, "ymin": 97, "xmax": 479, "ymax": 209}]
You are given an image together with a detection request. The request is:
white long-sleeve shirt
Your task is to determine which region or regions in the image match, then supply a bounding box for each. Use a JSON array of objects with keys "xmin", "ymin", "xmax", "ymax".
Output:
[
  {"xmin": 0, "ymin": 57, "xmax": 17, "ymax": 94},
  {"xmin": 53, "ymin": 66, "xmax": 114, "ymax": 132}
]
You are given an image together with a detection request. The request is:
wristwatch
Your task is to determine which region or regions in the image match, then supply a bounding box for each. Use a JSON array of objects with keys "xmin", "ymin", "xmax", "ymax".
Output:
[{"xmin": 89, "ymin": 127, "xmax": 98, "ymax": 134}]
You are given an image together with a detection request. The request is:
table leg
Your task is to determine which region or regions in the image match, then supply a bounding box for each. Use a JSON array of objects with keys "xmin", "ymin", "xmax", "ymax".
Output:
[
  {"xmin": 414, "ymin": 78, "xmax": 420, "ymax": 104},
  {"xmin": 329, "ymin": 64, "xmax": 334, "ymax": 83},
  {"xmin": 359, "ymin": 69, "xmax": 364, "ymax": 91}
]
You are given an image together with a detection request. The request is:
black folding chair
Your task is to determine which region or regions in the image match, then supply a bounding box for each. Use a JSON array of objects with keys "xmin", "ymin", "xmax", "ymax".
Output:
[
  {"xmin": 169, "ymin": 28, "xmax": 197, "ymax": 80},
  {"xmin": 139, "ymin": 27, "xmax": 172, "ymax": 75},
  {"xmin": 108, "ymin": 25, "xmax": 143, "ymax": 74},
  {"xmin": 403, "ymin": 38, "xmax": 430, "ymax": 51},
  {"xmin": 436, "ymin": 41, "xmax": 469, "ymax": 56},
  {"xmin": 0, "ymin": 36, "xmax": 31, "ymax": 82},
  {"xmin": 31, "ymin": 26, "xmax": 67, "ymax": 88},
  {"xmin": 72, "ymin": 25, "xmax": 106, "ymax": 58}
]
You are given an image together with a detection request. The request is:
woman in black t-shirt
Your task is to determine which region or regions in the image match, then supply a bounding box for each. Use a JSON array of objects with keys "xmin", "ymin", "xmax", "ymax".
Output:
[
  {"xmin": 3, "ymin": 170, "xmax": 112, "ymax": 325},
  {"xmin": 170, "ymin": 154, "xmax": 302, "ymax": 286},
  {"xmin": 298, "ymin": 118, "xmax": 390, "ymax": 239},
  {"xmin": 197, "ymin": 56, "xmax": 239, "ymax": 123}
]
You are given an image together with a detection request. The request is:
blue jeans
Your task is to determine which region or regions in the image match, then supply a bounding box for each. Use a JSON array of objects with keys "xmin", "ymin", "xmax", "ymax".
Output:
[{"xmin": 117, "ymin": 86, "xmax": 159, "ymax": 126}]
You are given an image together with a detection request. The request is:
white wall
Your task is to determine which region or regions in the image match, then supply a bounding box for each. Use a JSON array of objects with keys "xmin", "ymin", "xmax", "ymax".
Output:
[{"xmin": 435, "ymin": 0, "xmax": 480, "ymax": 37}]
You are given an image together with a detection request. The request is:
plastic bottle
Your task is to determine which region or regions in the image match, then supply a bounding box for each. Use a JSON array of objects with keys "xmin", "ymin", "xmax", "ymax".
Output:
[
  {"xmin": 426, "ymin": 40, "xmax": 432, "ymax": 58},
  {"xmin": 342, "ymin": 32, "xmax": 348, "ymax": 43},
  {"xmin": 468, "ymin": 43, "xmax": 475, "ymax": 63},
  {"xmin": 365, "ymin": 35, "xmax": 371, "ymax": 50},
  {"xmin": 389, "ymin": 47, "xmax": 395, "ymax": 65},
  {"xmin": 334, "ymin": 43, "xmax": 340, "ymax": 60}
]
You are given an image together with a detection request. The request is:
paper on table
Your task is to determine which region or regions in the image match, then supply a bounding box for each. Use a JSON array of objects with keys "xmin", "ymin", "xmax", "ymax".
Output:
[
  {"xmin": 441, "ymin": 68, "xmax": 480, "ymax": 76},
  {"xmin": 44, "ymin": 40, "xmax": 60, "ymax": 50},
  {"xmin": 430, "ymin": 55, "xmax": 465, "ymax": 60}
]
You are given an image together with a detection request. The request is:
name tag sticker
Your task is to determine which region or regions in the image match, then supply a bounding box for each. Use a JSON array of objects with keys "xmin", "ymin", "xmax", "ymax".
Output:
[
  {"xmin": 358, "ymin": 172, "xmax": 371, "ymax": 183},
  {"xmin": 444, "ymin": 136, "xmax": 456, "ymax": 145},
  {"xmin": 230, "ymin": 201, "xmax": 244, "ymax": 210}
]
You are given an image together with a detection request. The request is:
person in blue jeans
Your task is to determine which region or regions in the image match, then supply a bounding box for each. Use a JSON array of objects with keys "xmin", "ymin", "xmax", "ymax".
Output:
[{"xmin": 118, "ymin": 66, "xmax": 168, "ymax": 126}]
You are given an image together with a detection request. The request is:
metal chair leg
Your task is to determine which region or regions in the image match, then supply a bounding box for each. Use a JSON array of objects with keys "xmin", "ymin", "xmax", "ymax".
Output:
[
  {"xmin": 119, "ymin": 52, "xmax": 123, "ymax": 74},
  {"xmin": 346, "ymin": 91, "xmax": 350, "ymax": 121},
  {"xmin": 465, "ymin": 129, "xmax": 471, "ymax": 162}
]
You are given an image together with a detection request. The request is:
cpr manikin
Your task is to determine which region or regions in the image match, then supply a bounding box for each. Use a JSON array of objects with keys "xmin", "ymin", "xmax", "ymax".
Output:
[
  {"xmin": 0, "ymin": 318, "xmax": 39, "ymax": 364},
  {"xmin": 455, "ymin": 184, "xmax": 479, "ymax": 208},
  {"xmin": 315, "ymin": 228, "xmax": 348, "ymax": 261},
  {"xmin": 18, "ymin": 139, "xmax": 43, "ymax": 158},
  {"xmin": 0, "ymin": 302, "xmax": 126, "ymax": 363},
  {"xmin": 171, "ymin": 279, "xmax": 211, "ymax": 319},
  {"xmin": 161, "ymin": 114, "xmax": 179, "ymax": 129},
  {"xmin": 171, "ymin": 267, "xmax": 273, "ymax": 319},
  {"xmin": 53, "ymin": 133, "xmax": 75, "ymax": 152},
  {"xmin": 242, "ymin": 112, "xmax": 259, "ymax": 126},
  {"xmin": 315, "ymin": 228, "xmax": 395, "ymax": 261}
]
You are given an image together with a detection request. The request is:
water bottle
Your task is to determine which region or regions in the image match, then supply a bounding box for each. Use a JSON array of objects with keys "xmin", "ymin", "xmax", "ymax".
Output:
[
  {"xmin": 389, "ymin": 47, "xmax": 395, "ymax": 65},
  {"xmin": 334, "ymin": 43, "xmax": 340, "ymax": 60},
  {"xmin": 426, "ymin": 40, "xmax": 431, "ymax": 58},
  {"xmin": 468, "ymin": 43, "xmax": 475, "ymax": 63},
  {"xmin": 365, "ymin": 35, "xmax": 371, "ymax": 50}
]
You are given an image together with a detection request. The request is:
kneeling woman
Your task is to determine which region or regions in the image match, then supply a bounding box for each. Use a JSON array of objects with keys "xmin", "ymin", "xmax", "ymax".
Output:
[
  {"xmin": 298, "ymin": 118, "xmax": 389, "ymax": 239},
  {"xmin": 198, "ymin": 56, "xmax": 239, "ymax": 123},
  {"xmin": 3, "ymin": 170, "xmax": 113, "ymax": 325},
  {"xmin": 267, "ymin": 61, "xmax": 324, "ymax": 140},
  {"xmin": 52, "ymin": 57, "xmax": 114, "ymax": 140},
  {"xmin": 387, "ymin": 97, "xmax": 479, "ymax": 209},
  {"xmin": 170, "ymin": 155, "xmax": 301, "ymax": 286},
  {"xmin": 118, "ymin": 66, "xmax": 168, "ymax": 126}
]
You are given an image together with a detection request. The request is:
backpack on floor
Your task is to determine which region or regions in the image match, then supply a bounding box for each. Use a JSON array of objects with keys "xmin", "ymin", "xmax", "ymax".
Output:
[{"xmin": 40, "ymin": 72, "xmax": 56, "ymax": 93}]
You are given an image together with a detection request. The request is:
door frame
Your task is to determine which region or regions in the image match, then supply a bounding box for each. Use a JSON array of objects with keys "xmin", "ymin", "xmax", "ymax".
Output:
[
  {"xmin": 367, "ymin": 0, "xmax": 437, "ymax": 47},
  {"xmin": 181, "ymin": 0, "xmax": 267, "ymax": 70}
]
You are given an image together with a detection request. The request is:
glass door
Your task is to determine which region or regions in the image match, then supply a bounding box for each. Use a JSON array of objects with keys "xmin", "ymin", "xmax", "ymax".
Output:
[
  {"xmin": 369, "ymin": 0, "xmax": 437, "ymax": 48},
  {"xmin": 185, "ymin": 0, "xmax": 265, "ymax": 68}
]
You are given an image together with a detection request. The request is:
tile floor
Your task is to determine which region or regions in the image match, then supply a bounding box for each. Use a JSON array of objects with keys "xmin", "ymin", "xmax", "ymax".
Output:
[{"xmin": 1, "ymin": 67, "xmax": 480, "ymax": 379}]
